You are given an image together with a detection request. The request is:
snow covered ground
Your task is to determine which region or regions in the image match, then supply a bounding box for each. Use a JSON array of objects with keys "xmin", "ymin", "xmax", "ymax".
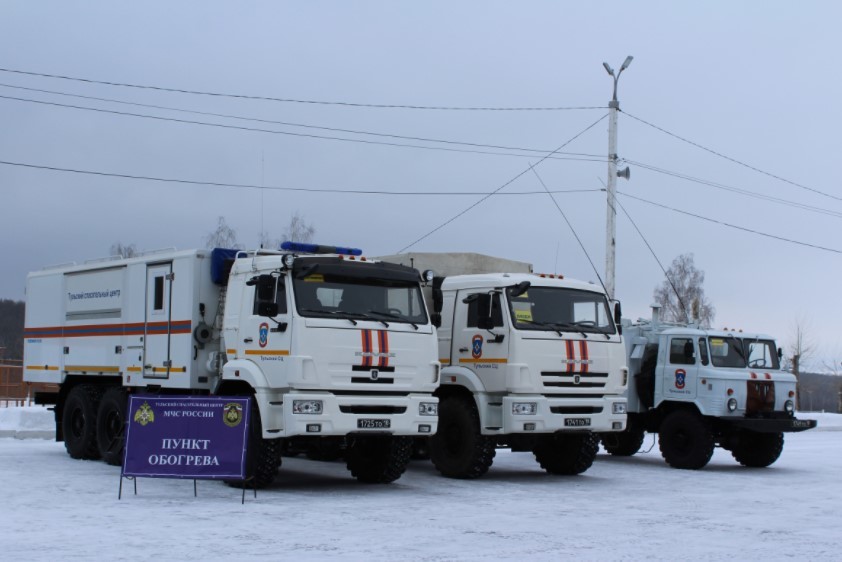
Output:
[{"xmin": 2, "ymin": 407, "xmax": 841, "ymax": 561}]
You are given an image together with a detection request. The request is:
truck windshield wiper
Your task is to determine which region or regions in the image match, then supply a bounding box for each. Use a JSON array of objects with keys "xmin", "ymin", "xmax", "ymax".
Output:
[
  {"xmin": 299, "ymin": 308, "xmax": 387, "ymax": 327},
  {"xmin": 727, "ymin": 333, "xmax": 747, "ymax": 365},
  {"xmin": 518, "ymin": 320, "xmax": 565, "ymax": 337},
  {"xmin": 367, "ymin": 310, "xmax": 418, "ymax": 330}
]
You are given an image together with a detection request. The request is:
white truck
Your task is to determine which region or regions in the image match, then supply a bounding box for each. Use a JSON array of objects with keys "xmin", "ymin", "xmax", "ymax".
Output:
[
  {"xmin": 377, "ymin": 253, "xmax": 628, "ymax": 478},
  {"xmin": 599, "ymin": 306, "xmax": 816, "ymax": 469},
  {"xmin": 24, "ymin": 242, "xmax": 439, "ymax": 486}
]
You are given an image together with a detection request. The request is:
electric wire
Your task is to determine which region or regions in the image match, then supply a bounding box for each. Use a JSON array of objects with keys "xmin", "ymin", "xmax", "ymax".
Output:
[
  {"xmin": 396, "ymin": 113, "xmax": 609, "ymax": 253},
  {"xmin": 0, "ymin": 67, "xmax": 605, "ymax": 111},
  {"xmin": 0, "ymin": 93, "xmax": 606, "ymax": 163},
  {"xmin": 0, "ymin": 158, "xmax": 603, "ymax": 197},
  {"xmin": 0, "ymin": 82, "xmax": 604, "ymax": 159},
  {"xmin": 623, "ymin": 111, "xmax": 842, "ymax": 203},
  {"xmin": 618, "ymin": 191, "xmax": 842, "ymax": 255},
  {"xmin": 530, "ymin": 165, "xmax": 607, "ymax": 295},
  {"xmin": 612, "ymin": 194, "xmax": 688, "ymax": 316},
  {"xmin": 626, "ymin": 159, "xmax": 842, "ymax": 220}
]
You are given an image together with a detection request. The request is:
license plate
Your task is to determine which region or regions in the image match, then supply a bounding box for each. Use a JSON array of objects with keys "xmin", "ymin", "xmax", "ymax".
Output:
[
  {"xmin": 564, "ymin": 417, "xmax": 591, "ymax": 427},
  {"xmin": 357, "ymin": 418, "xmax": 391, "ymax": 429}
]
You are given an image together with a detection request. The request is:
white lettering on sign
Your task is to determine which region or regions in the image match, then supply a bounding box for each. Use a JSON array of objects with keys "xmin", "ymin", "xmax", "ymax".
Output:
[
  {"xmin": 161, "ymin": 438, "xmax": 211, "ymax": 450},
  {"xmin": 148, "ymin": 454, "xmax": 221, "ymax": 466}
]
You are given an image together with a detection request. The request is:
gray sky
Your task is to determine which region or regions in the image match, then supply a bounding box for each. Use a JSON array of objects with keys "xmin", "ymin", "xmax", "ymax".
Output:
[{"xmin": 2, "ymin": 1, "xmax": 840, "ymax": 370}]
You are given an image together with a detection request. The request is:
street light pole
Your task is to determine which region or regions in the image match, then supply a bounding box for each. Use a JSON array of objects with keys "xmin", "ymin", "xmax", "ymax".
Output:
[{"xmin": 603, "ymin": 56, "xmax": 633, "ymax": 301}]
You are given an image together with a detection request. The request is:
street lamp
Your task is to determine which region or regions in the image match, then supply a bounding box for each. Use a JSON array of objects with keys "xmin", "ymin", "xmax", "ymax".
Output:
[{"xmin": 603, "ymin": 55, "xmax": 633, "ymax": 301}]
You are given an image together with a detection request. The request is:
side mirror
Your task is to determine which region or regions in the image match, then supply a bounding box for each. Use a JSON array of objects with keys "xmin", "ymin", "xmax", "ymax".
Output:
[
  {"xmin": 509, "ymin": 281, "xmax": 530, "ymax": 298},
  {"xmin": 614, "ymin": 301, "xmax": 622, "ymax": 334},
  {"xmin": 254, "ymin": 274, "xmax": 276, "ymax": 302},
  {"xmin": 777, "ymin": 347, "xmax": 783, "ymax": 361},
  {"xmin": 257, "ymin": 301, "xmax": 279, "ymax": 318},
  {"xmin": 431, "ymin": 312, "xmax": 442, "ymax": 328}
]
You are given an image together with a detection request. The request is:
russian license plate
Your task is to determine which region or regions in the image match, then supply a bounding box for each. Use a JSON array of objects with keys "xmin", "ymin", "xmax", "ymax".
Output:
[
  {"xmin": 564, "ymin": 417, "xmax": 591, "ymax": 427},
  {"xmin": 357, "ymin": 418, "xmax": 391, "ymax": 429}
]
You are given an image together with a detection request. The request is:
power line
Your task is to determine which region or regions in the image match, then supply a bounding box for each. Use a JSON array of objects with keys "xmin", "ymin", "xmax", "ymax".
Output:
[
  {"xmin": 0, "ymin": 93, "xmax": 606, "ymax": 163},
  {"xmin": 396, "ymin": 113, "xmax": 609, "ymax": 253},
  {"xmin": 626, "ymin": 159, "xmax": 842, "ymax": 220},
  {"xmin": 0, "ymin": 82, "xmax": 604, "ymax": 159},
  {"xmin": 619, "ymin": 191, "xmax": 842, "ymax": 255},
  {"xmin": 623, "ymin": 110, "xmax": 842, "ymax": 203},
  {"xmin": 0, "ymin": 158, "xmax": 603, "ymax": 197},
  {"xmin": 0, "ymin": 67, "xmax": 606, "ymax": 111}
]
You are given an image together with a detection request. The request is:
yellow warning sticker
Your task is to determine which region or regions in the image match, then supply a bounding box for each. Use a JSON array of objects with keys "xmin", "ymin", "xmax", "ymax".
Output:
[
  {"xmin": 512, "ymin": 302, "xmax": 532, "ymax": 322},
  {"xmin": 303, "ymin": 274, "xmax": 325, "ymax": 283}
]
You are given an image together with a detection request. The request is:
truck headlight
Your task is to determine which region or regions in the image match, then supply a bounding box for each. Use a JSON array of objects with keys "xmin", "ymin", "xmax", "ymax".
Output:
[
  {"xmin": 419, "ymin": 402, "xmax": 438, "ymax": 416},
  {"xmin": 784, "ymin": 400, "xmax": 794, "ymax": 414},
  {"xmin": 727, "ymin": 398, "xmax": 738, "ymax": 412},
  {"xmin": 612, "ymin": 402, "xmax": 626, "ymax": 415},
  {"xmin": 512, "ymin": 402, "xmax": 538, "ymax": 415},
  {"xmin": 292, "ymin": 400, "xmax": 323, "ymax": 414}
]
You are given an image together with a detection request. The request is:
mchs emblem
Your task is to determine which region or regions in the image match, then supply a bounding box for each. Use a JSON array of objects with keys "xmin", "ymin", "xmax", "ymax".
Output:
[
  {"xmin": 223, "ymin": 403, "xmax": 244, "ymax": 427},
  {"xmin": 133, "ymin": 402, "xmax": 155, "ymax": 426}
]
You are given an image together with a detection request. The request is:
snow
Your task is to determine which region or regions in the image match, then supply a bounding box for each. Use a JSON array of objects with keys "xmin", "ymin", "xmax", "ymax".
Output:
[{"xmin": 2, "ymin": 407, "xmax": 841, "ymax": 561}]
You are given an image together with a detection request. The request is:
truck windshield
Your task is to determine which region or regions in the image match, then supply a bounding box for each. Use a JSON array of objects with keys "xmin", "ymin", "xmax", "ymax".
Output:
[
  {"xmin": 292, "ymin": 273, "xmax": 428, "ymax": 325},
  {"xmin": 506, "ymin": 286, "xmax": 616, "ymax": 335},
  {"xmin": 708, "ymin": 337, "xmax": 780, "ymax": 370}
]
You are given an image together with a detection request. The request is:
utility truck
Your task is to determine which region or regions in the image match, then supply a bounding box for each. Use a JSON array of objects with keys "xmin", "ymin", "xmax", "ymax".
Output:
[
  {"xmin": 599, "ymin": 305, "xmax": 816, "ymax": 469},
  {"xmin": 377, "ymin": 253, "xmax": 628, "ymax": 478},
  {"xmin": 24, "ymin": 243, "xmax": 439, "ymax": 486}
]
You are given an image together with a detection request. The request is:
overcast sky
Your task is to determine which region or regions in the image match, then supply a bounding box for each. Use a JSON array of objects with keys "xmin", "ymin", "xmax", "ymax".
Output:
[{"xmin": 2, "ymin": 1, "xmax": 840, "ymax": 370}]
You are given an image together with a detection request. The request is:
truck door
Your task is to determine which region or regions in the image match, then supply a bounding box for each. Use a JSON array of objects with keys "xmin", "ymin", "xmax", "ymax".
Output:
[
  {"xmin": 239, "ymin": 273, "xmax": 291, "ymax": 383},
  {"xmin": 662, "ymin": 336, "xmax": 698, "ymax": 401},
  {"xmin": 454, "ymin": 290, "xmax": 509, "ymax": 392},
  {"xmin": 143, "ymin": 263, "xmax": 173, "ymax": 379}
]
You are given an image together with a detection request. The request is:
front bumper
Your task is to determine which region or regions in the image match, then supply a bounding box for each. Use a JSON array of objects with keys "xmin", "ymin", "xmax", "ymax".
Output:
[
  {"xmin": 262, "ymin": 392, "xmax": 438, "ymax": 438},
  {"xmin": 728, "ymin": 416, "xmax": 817, "ymax": 433},
  {"xmin": 501, "ymin": 395, "xmax": 627, "ymax": 433}
]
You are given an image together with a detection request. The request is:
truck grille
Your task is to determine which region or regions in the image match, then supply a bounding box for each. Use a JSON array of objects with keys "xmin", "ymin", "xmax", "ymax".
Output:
[
  {"xmin": 339, "ymin": 405, "xmax": 407, "ymax": 414},
  {"xmin": 541, "ymin": 371, "xmax": 608, "ymax": 389},
  {"xmin": 550, "ymin": 406, "xmax": 604, "ymax": 415},
  {"xmin": 746, "ymin": 381, "xmax": 775, "ymax": 415}
]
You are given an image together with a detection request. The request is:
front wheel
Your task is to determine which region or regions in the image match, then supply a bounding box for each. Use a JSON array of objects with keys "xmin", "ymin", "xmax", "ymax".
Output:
[
  {"xmin": 658, "ymin": 410, "xmax": 714, "ymax": 469},
  {"xmin": 225, "ymin": 398, "xmax": 282, "ymax": 489},
  {"xmin": 345, "ymin": 435, "xmax": 412, "ymax": 483},
  {"xmin": 730, "ymin": 432, "xmax": 784, "ymax": 468},
  {"xmin": 533, "ymin": 432, "xmax": 599, "ymax": 475},
  {"xmin": 429, "ymin": 395, "xmax": 496, "ymax": 479},
  {"xmin": 62, "ymin": 385, "xmax": 103, "ymax": 460}
]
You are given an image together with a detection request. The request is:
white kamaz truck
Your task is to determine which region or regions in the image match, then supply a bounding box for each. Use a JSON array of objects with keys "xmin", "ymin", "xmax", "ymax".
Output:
[
  {"xmin": 24, "ymin": 243, "xmax": 439, "ymax": 486},
  {"xmin": 599, "ymin": 306, "xmax": 816, "ymax": 469},
  {"xmin": 378, "ymin": 253, "xmax": 628, "ymax": 478}
]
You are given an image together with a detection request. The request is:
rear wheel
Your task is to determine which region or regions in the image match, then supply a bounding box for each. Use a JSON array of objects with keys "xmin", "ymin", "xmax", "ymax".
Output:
[
  {"xmin": 96, "ymin": 387, "xmax": 128, "ymax": 466},
  {"xmin": 62, "ymin": 385, "xmax": 103, "ymax": 460},
  {"xmin": 345, "ymin": 435, "xmax": 412, "ymax": 483},
  {"xmin": 731, "ymin": 431, "xmax": 784, "ymax": 468},
  {"xmin": 533, "ymin": 432, "xmax": 599, "ymax": 475},
  {"xmin": 429, "ymin": 395, "xmax": 496, "ymax": 479},
  {"xmin": 600, "ymin": 428, "xmax": 645, "ymax": 457},
  {"xmin": 659, "ymin": 410, "xmax": 714, "ymax": 469}
]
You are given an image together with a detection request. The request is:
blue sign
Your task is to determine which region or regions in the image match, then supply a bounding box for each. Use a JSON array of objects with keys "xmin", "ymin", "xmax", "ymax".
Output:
[{"xmin": 123, "ymin": 396, "xmax": 250, "ymax": 480}]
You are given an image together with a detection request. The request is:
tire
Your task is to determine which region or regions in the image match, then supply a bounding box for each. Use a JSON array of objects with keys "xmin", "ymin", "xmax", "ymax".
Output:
[
  {"xmin": 345, "ymin": 436, "xmax": 412, "ymax": 483},
  {"xmin": 96, "ymin": 387, "xmax": 128, "ymax": 466},
  {"xmin": 533, "ymin": 432, "xmax": 599, "ymax": 475},
  {"xmin": 62, "ymin": 385, "xmax": 103, "ymax": 460},
  {"xmin": 731, "ymin": 431, "xmax": 784, "ymax": 468},
  {"xmin": 429, "ymin": 395, "xmax": 496, "ymax": 479},
  {"xmin": 226, "ymin": 398, "xmax": 282, "ymax": 489},
  {"xmin": 658, "ymin": 410, "xmax": 714, "ymax": 469},
  {"xmin": 600, "ymin": 428, "xmax": 645, "ymax": 457}
]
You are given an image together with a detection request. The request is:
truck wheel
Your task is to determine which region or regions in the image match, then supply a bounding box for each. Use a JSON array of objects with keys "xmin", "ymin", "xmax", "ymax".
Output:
[
  {"xmin": 429, "ymin": 395, "xmax": 496, "ymax": 479},
  {"xmin": 345, "ymin": 435, "xmax": 412, "ymax": 483},
  {"xmin": 96, "ymin": 387, "xmax": 127, "ymax": 466},
  {"xmin": 730, "ymin": 432, "xmax": 784, "ymax": 468},
  {"xmin": 600, "ymin": 429, "xmax": 645, "ymax": 457},
  {"xmin": 533, "ymin": 432, "xmax": 599, "ymax": 475},
  {"xmin": 225, "ymin": 399, "xmax": 282, "ymax": 489},
  {"xmin": 62, "ymin": 385, "xmax": 103, "ymax": 460},
  {"xmin": 659, "ymin": 410, "xmax": 714, "ymax": 469}
]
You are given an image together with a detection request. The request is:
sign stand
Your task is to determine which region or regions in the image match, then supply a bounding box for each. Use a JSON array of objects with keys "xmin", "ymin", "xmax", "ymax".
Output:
[{"xmin": 117, "ymin": 395, "xmax": 254, "ymax": 503}]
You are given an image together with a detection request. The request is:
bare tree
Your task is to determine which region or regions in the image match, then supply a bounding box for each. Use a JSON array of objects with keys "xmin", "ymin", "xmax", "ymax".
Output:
[
  {"xmin": 204, "ymin": 216, "xmax": 240, "ymax": 249},
  {"xmin": 653, "ymin": 253, "xmax": 715, "ymax": 327},
  {"xmin": 110, "ymin": 242, "xmax": 138, "ymax": 258},
  {"xmin": 788, "ymin": 317, "xmax": 815, "ymax": 410},
  {"xmin": 281, "ymin": 211, "xmax": 316, "ymax": 244}
]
